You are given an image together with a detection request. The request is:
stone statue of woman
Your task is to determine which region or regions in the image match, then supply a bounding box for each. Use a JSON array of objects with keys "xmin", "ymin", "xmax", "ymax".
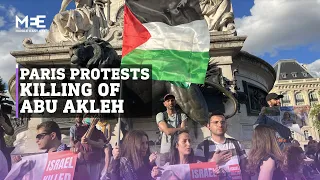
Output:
[
  {"xmin": 199, "ymin": 0, "xmax": 236, "ymax": 33},
  {"xmin": 46, "ymin": 0, "xmax": 109, "ymax": 43}
]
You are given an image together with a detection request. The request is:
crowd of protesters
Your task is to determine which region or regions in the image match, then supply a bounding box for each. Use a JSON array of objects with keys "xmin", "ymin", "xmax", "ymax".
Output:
[{"xmin": 0, "ymin": 93, "xmax": 320, "ymax": 180}]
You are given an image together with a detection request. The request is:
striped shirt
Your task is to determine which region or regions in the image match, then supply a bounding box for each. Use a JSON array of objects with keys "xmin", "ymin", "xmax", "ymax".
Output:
[
  {"xmin": 194, "ymin": 138, "xmax": 247, "ymax": 163},
  {"xmin": 45, "ymin": 143, "xmax": 69, "ymax": 153}
]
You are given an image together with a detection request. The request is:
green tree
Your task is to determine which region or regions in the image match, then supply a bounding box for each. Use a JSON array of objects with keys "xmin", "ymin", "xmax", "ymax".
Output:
[{"xmin": 310, "ymin": 91, "xmax": 320, "ymax": 131}]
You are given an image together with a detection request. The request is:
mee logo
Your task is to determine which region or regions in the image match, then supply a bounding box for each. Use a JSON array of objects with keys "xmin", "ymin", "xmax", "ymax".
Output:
[{"xmin": 15, "ymin": 15, "xmax": 47, "ymax": 32}]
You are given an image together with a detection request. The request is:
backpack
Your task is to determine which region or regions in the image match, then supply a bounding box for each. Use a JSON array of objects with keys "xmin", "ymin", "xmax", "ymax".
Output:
[
  {"xmin": 162, "ymin": 111, "xmax": 182, "ymax": 127},
  {"xmin": 157, "ymin": 111, "xmax": 182, "ymax": 143},
  {"xmin": 203, "ymin": 138, "xmax": 242, "ymax": 162}
]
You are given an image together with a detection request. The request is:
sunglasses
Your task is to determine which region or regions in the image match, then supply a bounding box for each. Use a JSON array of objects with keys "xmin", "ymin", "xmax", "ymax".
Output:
[{"xmin": 36, "ymin": 132, "xmax": 51, "ymax": 139}]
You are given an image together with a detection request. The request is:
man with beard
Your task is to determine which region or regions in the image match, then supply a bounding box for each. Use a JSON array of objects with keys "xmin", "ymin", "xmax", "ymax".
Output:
[
  {"xmin": 259, "ymin": 93, "xmax": 292, "ymax": 149},
  {"xmin": 156, "ymin": 94, "xmax": 187, "ymax": 155},
  {"xmin": 266, "ymin": 93, "xmax": 283, "ymax": 107},
  {"xmin": 195, "ymin": 112, "xmax": 250, "ymax": 180}
]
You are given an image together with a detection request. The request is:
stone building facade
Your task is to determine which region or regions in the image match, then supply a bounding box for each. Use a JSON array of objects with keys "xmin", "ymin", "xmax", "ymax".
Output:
[{"xmin": 270, "ymin": 59, "xmax": 320, "ymax": 148}]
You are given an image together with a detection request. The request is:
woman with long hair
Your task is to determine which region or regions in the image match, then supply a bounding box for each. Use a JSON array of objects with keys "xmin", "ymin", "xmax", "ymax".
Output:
[
  {"xmin": 247, "ymin": 125, "xmax": 285, "ymax": 180},
  {"xmin": 106, "ymin": 130, "xmax": 157, "ymax": 180},
  {"xmin": 151, "ymin": 130, "xmax": 196, "ymax": 179},
  {"xmin": 282, "ymin": 145, "xmax": 305, "ymax": 180}
]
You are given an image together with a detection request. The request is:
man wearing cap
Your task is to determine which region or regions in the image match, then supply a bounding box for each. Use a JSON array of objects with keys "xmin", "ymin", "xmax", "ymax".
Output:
[
  {"xmin": 266, "ymin": 93, "xmax": 283, "ymax": 107},
  {"xmin": 156, "ymin": 94, "xmax": 188, "ymax": 154},
  {"xmin": 260, "ymin": 93, "xmax": 283, "ymax": 116},
  {"xmin": 259, "ymin": 93, "xmax": 292, "ymax": 149}
]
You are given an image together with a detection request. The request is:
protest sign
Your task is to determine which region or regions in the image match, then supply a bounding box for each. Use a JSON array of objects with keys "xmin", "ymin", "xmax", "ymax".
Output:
[
  {"xmin": 293, "ymin": 105, "xmax": 310, "ymax": 127},
  {"xmin": 261, "ymin": 105, "xmax": 310, "ymax": 135},
  {"xmin": 156, "ymin": 161, "xmax": 242, "ymax": 180},
  {"xmin": 42, "ymin": 151, "xmax": 77, "ymax": 180},
  {"xmin": 5, "ymin": 151, "xmax": 77, "ymax": 180},
  {"xmin": 219, "ymin": 156, "xmax": 242, "ymax": 180}
]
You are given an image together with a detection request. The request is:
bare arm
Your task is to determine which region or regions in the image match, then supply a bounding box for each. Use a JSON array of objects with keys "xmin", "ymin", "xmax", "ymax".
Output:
[
  {"xmin": 180, "ymin": 120, "xmax": 187, "ymax": 128},
  {"xmin": 258, "ymin": 157, "xmax": 275, "ymax": 180},
  {"xmin": 158, "ymin": 121, "xmax": 183, "ymax": 136}
]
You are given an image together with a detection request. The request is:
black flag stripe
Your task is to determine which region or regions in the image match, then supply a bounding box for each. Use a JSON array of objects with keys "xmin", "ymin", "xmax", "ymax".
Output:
[{"xmin": 126, "ymin": 0, "xmax": 204, "ymax": 26}]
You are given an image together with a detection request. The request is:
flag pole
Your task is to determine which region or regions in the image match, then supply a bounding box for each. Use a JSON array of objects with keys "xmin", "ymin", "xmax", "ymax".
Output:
[{"xmin": 117, "ymin": 79, "xmax": 123, "ymax": 146}]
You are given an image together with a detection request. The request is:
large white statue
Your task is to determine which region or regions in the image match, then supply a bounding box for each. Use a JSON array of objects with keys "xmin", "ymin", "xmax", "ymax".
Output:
[
  {"xmin": 46, "ymin": 0, "xmax": 109, "ymax": 43},
  {"xmin": 200, "ymin": 0, "xmax": 236, "ymax": 33}
]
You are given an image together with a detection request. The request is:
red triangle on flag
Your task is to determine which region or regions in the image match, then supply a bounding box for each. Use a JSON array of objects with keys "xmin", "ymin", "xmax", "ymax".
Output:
[{"xmin": 122, "ymin": 5, "xmax": 151, "ymax": 57}]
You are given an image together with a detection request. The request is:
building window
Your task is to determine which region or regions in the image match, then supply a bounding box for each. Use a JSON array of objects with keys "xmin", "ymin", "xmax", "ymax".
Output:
[
  {"xmin": 304, "ymin": 130, "xmax": 310, "ymax": 140},
  {"xmin": 281, "ymin": 93, "xmax": 291, "ymax": 106},
  {"xmin": 302, "ymin": 72, "xmax": 308, "ymax": 77},
  {"xmin": 280, "ymin": 73, "xmax": 287, "ymax": 78},
  {"xmin": 309, "ymin": 91, "xmax": 318, "ymax": 106},
  {"xmin": 295, "ymin": 92, "xmax": 304, "ymax": 106},
  {"xmin": 291, "ymin": 72, "xmax": 297, "ymax": 78}
]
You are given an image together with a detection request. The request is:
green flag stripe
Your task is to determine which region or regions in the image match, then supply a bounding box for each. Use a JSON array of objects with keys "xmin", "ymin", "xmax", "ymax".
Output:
[{"xmin": 121, "ymin": 49, "xmax": 209, "ymax": 84}]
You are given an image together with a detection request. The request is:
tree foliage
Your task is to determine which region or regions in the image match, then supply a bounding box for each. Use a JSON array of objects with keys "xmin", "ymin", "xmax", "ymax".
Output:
[{"xmin": 310, "ymin": 91, "xmax": 320, "ymax": 131}]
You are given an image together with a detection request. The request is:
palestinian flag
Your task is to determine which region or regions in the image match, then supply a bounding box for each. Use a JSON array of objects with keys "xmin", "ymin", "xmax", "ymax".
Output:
[{"xmin": 121, "ymin": 0, "xmax": 210, "ymax": 84}]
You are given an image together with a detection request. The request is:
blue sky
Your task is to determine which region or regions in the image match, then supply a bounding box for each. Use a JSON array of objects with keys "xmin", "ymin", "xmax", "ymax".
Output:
[{"xmin": 0, "ymin": 0, "xmax": 319, "ymax": 85}]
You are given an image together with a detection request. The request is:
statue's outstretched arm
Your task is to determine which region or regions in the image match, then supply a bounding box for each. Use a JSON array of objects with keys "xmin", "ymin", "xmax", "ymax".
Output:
[{"xmin": 59, "ymin": 0, "xmax": 73, "ymax": 12}]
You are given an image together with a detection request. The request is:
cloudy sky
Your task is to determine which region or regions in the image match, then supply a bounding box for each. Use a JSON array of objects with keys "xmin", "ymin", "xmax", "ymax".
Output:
[{"xmin": 0, "ymin": 0, "xmax": 319, "ymax": 87}]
